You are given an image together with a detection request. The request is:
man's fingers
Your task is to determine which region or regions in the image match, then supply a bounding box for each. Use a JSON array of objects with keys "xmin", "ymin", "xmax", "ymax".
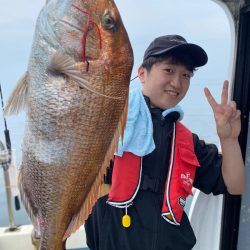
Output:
[
  {"xmin": 228, "ymin": 101, "xmax": 237, "ymax": 117},
  {"xmin": 204, "ymin": 87, "xmax": 218, "ymax": 110},
  {"xmin": 221, "ymin": 80, "xmax": 229, "ymax": 105},
  {"xmin": 229, "ymin": 100, "xmax": 236, "ymax": 110},
  {"xmin": 234, "ymin": 110, "xmax": 241, "ymax": 119},
  {"xmin": 218, "ymin": 105, "xmax": 234, "ymax": 125},
  {"xmin": 222, "ymin": 103, "xmax": 240, "ymax": 122},
  {"xmin": 231, "ymin": 109, "xmax": 241, "ymax": 121}
]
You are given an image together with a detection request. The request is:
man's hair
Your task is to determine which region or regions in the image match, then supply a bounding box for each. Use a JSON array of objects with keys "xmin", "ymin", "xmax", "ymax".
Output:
[{"xmin": 141, "ymin": 50, "xmax": 197, "ymax": 73}]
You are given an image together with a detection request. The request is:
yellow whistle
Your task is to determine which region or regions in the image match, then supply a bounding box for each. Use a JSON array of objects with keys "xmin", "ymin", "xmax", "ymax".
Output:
[{"xmin": 122, "ymin": 214, "xmax": 131, "ymax": 228}]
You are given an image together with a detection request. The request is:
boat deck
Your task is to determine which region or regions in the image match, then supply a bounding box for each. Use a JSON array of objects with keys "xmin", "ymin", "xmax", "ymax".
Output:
[{"xmin": 0, "ymin": 225, "xmax": 88, "ymax": 250}]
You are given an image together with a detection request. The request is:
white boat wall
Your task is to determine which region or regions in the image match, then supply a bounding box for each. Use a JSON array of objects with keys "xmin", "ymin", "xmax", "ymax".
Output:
[{"xmin": 189, "ymin": 190, "xmax": 224, "ymax": 250}]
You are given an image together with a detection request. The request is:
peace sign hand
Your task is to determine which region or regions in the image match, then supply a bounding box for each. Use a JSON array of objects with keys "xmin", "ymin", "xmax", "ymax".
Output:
[{"xmin": 204, "ymin": 80, "xmax": 241, "ymax": 140}]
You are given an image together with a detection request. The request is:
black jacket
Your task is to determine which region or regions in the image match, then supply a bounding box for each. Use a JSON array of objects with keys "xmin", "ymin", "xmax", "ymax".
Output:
[{"xmin": 85, "ymin": 96, "xmax": 227, "ymax": 250}]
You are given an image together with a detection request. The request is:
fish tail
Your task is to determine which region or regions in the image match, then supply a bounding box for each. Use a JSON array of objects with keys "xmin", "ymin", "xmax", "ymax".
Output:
[{"xmin": 4, "ymin": 72, "xmax": 28, "ymax": 116}]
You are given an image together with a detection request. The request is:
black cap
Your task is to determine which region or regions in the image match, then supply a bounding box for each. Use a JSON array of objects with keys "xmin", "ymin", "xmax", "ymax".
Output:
[{"xmin": 143, "ymin": 35, "xmax": 208, "ymax": 67}]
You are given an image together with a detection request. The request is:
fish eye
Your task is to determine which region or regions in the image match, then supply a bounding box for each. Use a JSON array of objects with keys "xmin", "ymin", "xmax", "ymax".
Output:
[{"xmin": 102, "ymin": 12, "xmax": 116, "ymax": 31}]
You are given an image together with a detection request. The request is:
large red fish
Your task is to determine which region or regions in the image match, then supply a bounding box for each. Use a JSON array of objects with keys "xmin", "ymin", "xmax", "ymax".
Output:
[{"xmin": 5, "ymin": 0, "xmax": 133, "ymax": 249}]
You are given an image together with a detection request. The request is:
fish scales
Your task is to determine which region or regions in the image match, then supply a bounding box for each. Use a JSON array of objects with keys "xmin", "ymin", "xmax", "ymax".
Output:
[{"xmin": 5, "ymin": 0, "xmax": 133, "ymax": 249}]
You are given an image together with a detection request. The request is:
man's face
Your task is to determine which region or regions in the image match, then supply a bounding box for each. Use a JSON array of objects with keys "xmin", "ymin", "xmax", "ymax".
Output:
[{"xmin": 138, "ymin": 60, "xmax": 192, "ymax": 109}]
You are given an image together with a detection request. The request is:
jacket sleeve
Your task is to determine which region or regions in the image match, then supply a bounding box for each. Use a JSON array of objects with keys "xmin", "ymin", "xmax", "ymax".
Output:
[{"xmin": 192, "ymin": 133, "xmax": 227, "ymax": 195}]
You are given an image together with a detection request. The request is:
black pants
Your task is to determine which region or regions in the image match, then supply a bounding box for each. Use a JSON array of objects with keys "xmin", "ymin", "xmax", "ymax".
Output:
[{"xmin": 85, "ymin": 191, "xmax": 196, "ymax": 250}]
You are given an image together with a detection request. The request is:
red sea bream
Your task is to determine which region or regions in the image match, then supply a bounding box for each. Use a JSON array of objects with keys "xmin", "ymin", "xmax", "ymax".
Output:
[{"xmin": 5, "ymin": 0, "xmax": 133, "ymax": 249}]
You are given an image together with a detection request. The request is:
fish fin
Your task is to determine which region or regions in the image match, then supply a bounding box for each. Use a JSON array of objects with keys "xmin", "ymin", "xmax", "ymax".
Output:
[
  {"xmin": 19, "ymin": 167, "xmax": 40, "ymax": 234},
  {"xmin": 48, "ymin": 51, "xmax": 93, "ymax": 88},
  {"xmin": 4, "ymin": 72, "xmax": 28, "ymax": 116},
  {"xmin": 48, "ymin": 51, "xmax": 86, "ymax": 78},
  {"xmin": 63, "ymin": 98, "xmax": 129, "ymax": 240}
]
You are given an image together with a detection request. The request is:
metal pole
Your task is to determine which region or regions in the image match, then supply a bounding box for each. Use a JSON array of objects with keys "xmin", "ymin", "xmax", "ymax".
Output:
[
  {"xmin": 3, "ymin": 165, "xmax": 16, "ymax": 230},
  {"xmin": 0, "ymin": 141, "xmax": 17, "ymax": 231}
]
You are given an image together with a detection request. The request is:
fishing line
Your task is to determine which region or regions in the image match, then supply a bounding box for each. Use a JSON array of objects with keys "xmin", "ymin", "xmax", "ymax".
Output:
[{"xmin": 130, "ymin": 75, "xmax": 138, "ymax": 82}]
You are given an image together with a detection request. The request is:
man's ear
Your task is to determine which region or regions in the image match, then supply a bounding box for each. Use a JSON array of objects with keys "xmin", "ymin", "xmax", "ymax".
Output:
[{"xmin": 138, "ymin": 66, "xmax": 146, "ymax": 84}]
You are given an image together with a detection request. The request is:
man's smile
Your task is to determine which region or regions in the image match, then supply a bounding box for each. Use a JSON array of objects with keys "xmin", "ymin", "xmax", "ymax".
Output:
[{"xmin": 164, "ymin": 90, "xmax": 179, "ymax": 96}]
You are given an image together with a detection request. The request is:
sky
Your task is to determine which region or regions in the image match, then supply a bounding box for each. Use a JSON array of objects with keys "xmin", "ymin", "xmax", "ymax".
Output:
[{"xmin": 0, "ymin": 0, "xmax": 233, "ymax": 226}]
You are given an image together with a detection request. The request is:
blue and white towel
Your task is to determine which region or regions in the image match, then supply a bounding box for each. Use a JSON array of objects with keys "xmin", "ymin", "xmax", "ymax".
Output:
[{"xmin": 116, "ymin": 86, "xmax": 184, "ymax": 157}]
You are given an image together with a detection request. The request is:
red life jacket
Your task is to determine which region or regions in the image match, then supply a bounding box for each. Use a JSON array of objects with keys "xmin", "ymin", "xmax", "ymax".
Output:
[{"xmin": 107, "ymin": 122, "xmax": 200, "ymax": 225}]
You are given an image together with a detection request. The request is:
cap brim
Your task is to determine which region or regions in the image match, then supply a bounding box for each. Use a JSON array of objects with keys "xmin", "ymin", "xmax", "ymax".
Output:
[{"xmin": 151, "ymin": 43, "xmax": 208, "ymax": 67}]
